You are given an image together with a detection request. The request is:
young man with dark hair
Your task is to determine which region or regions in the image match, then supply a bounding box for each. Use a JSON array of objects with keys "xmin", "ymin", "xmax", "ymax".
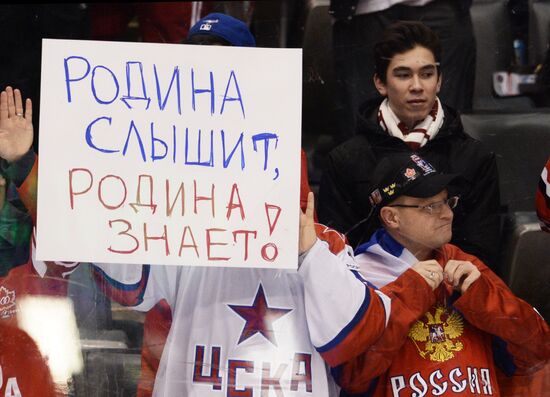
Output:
[
  {"xmin": 305, "ymin": 152, "xmax": 549, "ymax": 396},
  {"xmin": 373, "ymin": 21, "xmax": 441, "ymax": 87},
  {"xmin": 318, "ymin": 21, "xmax": 501, "ymax": 270},
  {"xmin": 328, "ymin": 0, "xmax": 475, "ymax": 139}
]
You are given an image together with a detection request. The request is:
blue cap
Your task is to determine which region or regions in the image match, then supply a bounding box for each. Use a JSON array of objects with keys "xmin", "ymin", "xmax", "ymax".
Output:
[{"xmin": 188, "ymin": 13, "xmax": 256, "ymax": 47}]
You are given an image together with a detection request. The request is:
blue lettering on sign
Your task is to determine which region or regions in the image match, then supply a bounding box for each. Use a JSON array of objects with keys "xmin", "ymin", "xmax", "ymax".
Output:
[
  {"xmin": 85, "ymin": 116, "xmax": 119, "ymax": 153},
  {"xmin": 154, "ymin": 65, "xmax": 181, "ymax": 115},
  {"xmin": 221, "ymin": 130, "xmax": 245, "ymax": 170},
  {"xmin": 91, "ymin": 65, "xmax": 120, "ymax": 104},
  {"xmin": 84, "ymin": 120, "xmax": 280, "ymax": 177},
  {"xmin": 122, "ymin": 120, "xmax": 147, "ymax": 162},
  {"xmin": 220, "ymin": 70, "xmax": 246, "ymax": 118},
  {"xmin": 252, "ymin": 133, "xmax": 280, "ymax": 180},
  {"xmin": 64, "ymin": 56, "xmax": 282, "ymax": 177},
  {"xmin": 191, "ymin": 68, "xmax": 215, "ymax": 115},
  {"xmin": 63, "ymin": 57, "xmax": 247, "ymax": 118},
  {"xmin": 185, "ymin": 128, "xmax": 214, "ymax": 167},
  {"xmin": 64, "ymin": 56, "xmax": 91, "ymax": 103},
  {"xmin": 120, "ymin": 61, "xmax": 152, "ymax": 110}
]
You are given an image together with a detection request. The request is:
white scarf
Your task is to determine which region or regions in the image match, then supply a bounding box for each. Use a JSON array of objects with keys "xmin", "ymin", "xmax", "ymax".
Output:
[{"xmin": 378, "ymin": 97, "xmax": 444, "ymax": 150}]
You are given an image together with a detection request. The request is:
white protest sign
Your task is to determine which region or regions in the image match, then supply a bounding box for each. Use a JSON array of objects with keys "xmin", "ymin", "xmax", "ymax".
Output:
[{"xmin": 36, "ymin": 39, "xmax": 302, "ymax": 269}]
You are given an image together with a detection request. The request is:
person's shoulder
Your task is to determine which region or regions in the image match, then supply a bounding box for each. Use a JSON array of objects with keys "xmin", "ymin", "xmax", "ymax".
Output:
[
  {"xmin": 314, "ymin": 223, "xmax": 348, "ymax": 254},
  {"xmin": 439, "ymin": 105, "xmax": 467, "ymax": 137},
  {"xmin": 327, "ymin": 103, "xmax": 383, "ymax": 164},
  {"xmin": 438, "ymin": 105, "xmax": 496, "ymax": 157},
  {"xmin": 326, "ymin": 134, "xmax": 372, "ymax": 173}
]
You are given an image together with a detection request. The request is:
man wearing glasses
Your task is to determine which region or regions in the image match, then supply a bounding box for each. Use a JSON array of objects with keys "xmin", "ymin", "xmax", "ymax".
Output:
[{"xmin": 312, "ymin": 152, "xmax": 549, "ymax": 396}]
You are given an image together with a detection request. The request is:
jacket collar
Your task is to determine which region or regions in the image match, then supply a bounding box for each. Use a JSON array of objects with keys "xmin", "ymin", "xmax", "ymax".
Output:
[{"xmin": 355, "ymin": 98, "xmax": 466, "ymax": 144}]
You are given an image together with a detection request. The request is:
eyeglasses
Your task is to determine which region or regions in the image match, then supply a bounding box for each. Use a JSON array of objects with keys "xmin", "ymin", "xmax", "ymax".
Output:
[{"xmin": 388, "ymin": 196, "xmax": 459, "ymax": 215}]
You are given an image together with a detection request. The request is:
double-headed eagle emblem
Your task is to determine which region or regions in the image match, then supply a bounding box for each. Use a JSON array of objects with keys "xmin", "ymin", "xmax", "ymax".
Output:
[{"xmin": 409, "ymin": 305, "xmax": 464, "ymax": 362}]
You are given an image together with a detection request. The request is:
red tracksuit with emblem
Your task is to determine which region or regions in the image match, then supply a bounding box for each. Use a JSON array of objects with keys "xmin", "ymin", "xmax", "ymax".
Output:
[{"xmin": 332, "ymin": 230, "xmax": 550, "ymax": 397}]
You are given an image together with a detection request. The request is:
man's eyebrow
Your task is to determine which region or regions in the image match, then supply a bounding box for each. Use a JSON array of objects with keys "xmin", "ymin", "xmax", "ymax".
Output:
[
  {"xmin": 391, "ymin": 66, "xmax": 413, "ymax": 73},
  {"xmin": 391, "ymin": 64, "xmax": 438, "ymax": 73},
  {"xmin": 419, "ymin": 64, "xmax": 438, "ymax": 70}
]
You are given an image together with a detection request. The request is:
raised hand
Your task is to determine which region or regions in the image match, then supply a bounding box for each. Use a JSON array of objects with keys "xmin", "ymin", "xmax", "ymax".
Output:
[
  {"xmin": 444, "ymin": 260, "xmax": 480, "ymax": 294},
  {"xmin": 411, "ymin": 260, "xmax": 444, "ymax": 290},
  {"xmin": 299, "ymin": 191, "xmax": 317, "ymax": 254},
  {"xmin": 0, "ymin": 86, "xmax": 33, "ymax": 162}
]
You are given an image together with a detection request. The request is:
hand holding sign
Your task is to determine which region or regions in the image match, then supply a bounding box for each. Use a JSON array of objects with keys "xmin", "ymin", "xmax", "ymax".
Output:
[{"xmin": 299, "ymin": 192, "xmax": 317, "ymax": 255}]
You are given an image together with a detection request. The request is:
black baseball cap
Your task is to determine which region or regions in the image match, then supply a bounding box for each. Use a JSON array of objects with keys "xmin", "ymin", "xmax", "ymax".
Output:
[{"xmin": 369, "ymin": 153, "xmax": 462, "ymax": 208}]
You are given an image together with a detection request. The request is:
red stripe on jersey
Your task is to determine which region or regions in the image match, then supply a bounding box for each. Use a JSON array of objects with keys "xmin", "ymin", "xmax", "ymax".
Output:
[
  {"xmin": 319, "ymin": 288, "xmax": 386, "ymax": 367},
  {"xmin": 92, "ymin": 265, "xmax": 149, "ymax": 307},
  {"xmin": 314, "ymin": 223, "xmax": 348, "ymax": 253}
]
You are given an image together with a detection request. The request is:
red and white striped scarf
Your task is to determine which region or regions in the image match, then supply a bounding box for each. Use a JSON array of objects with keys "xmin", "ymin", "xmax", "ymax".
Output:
[{"xmin": 378, "ymin": 97, "xmax": 444, "ymax": 150}]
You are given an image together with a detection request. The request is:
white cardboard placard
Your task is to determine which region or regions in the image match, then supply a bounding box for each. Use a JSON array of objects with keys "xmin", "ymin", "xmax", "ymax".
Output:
[{"xmin": 36, "ymin": 39, "xmax": 302, "ymax": 269}]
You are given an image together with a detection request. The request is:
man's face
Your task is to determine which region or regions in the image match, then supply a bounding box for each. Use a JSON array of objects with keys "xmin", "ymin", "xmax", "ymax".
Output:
[
  {"xmin": 389, "ymin": 190, "xmax": 453, "ymax": 254},
  {"xmin": 374, "ymin": 46, "xmax": 442, "ymax": 127}
]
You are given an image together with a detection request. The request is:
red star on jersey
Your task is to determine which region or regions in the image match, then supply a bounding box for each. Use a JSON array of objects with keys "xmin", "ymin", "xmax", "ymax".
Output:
[{"xmin": 228, "ymin": 283, "xmax": 292, "ymax": 346}]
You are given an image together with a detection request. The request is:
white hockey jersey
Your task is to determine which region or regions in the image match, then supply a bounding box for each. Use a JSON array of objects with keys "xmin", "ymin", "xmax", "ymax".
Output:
[{"xmin": 93, "ymin": 225, "xmax": 390, "ymax": 397}]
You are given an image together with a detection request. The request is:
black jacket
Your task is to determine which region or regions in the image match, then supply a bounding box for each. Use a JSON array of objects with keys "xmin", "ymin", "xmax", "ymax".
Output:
[{"xmin": 318, "ymin": 102, "xmax": 501, "ymax": 268}]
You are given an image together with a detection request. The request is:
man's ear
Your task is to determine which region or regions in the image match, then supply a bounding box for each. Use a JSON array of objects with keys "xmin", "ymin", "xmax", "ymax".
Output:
[
  {"xmin": 374, "ymin": 74, "xmax": 388, "ymax": 97},
  {"xmin": 436, "ymin": 72, "xmax": 442, "ymax": 94},
  {"xmin": 379, "ymin": 206, "xmax": 399, "ymax": 229}
]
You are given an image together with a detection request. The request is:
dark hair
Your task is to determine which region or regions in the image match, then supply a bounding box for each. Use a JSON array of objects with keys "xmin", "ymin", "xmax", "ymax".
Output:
[
  {"xmin": 183, "ymin": 34, "xmax": 231, "ymax": 47},
  {"xmin": 374, "ymin": 21, "xmax": 441, "ymax": 83}
]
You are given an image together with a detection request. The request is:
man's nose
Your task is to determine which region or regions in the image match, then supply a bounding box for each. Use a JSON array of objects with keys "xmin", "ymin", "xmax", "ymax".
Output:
[
  {"xmin": 440, "ymin": 203, "xmax": 453, "ymax": 220},
  {"xmin": 410, "ymin": 74, "xmax": 422, "ymax": 91}
]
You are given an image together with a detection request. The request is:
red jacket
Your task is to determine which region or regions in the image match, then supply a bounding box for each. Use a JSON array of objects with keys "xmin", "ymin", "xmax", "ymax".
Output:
[
  {"xmin": 335, "ymin": 240, "xmax": 550, "ymax": 397},
  {"xmin": 0, "ymin": 323, "xmax": 57, "ymax": 397}
]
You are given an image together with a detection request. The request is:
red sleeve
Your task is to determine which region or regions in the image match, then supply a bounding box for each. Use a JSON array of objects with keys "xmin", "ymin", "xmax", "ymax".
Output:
[
  {"xmin": 318, "ymin": 288, "xmax": 388, "ymax": 368},
  {"xmin": 313, "ymin": 223, "xmax": 347, "ymax": 254},
  {"xmin": 91, "ymin": 264, "xmax": 150, "ymax": 307},
  {"xmin": 449, "ymin": 245, "xmax": 550, "ymax": 374},
  {"xmin": 138, "ymin": 300, "xmax": 173, "ymax": 397},
  {"xmin": 0, "ymin": 324, "xmax": 58, "ymax": 397},
  {"xmin": 299, "ymin": 223, "xmax": 387, "ymax": 367},
  {"xmin": 334, "ymin": 269, "xmax": 435, "ymax": 393}
]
